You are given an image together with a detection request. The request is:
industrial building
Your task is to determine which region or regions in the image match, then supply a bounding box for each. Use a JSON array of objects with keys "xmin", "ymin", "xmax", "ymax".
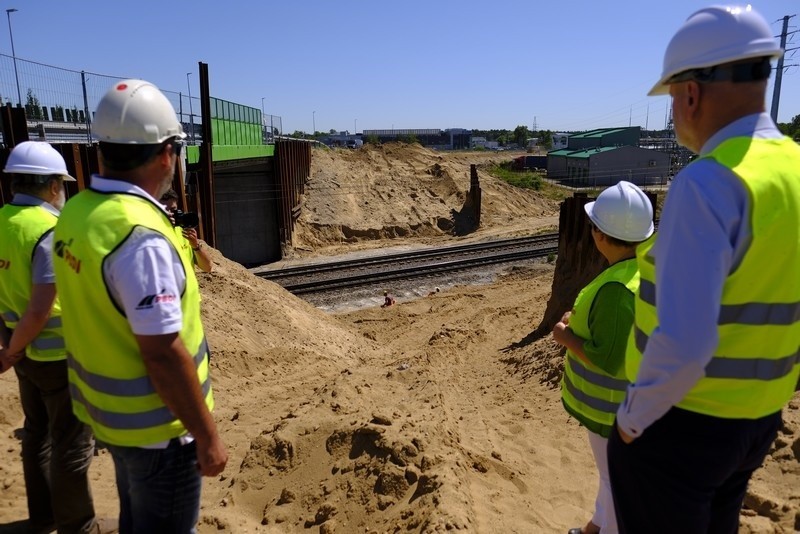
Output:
[{"xmin": 548, "ymin": 145, "xmax": 670, "ymax": 187}]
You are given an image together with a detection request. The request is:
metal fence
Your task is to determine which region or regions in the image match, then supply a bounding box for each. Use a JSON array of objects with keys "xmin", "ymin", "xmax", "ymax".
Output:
[{"xmin": 0, "ymin": 53, "xmax": 282, "ymax": 144}]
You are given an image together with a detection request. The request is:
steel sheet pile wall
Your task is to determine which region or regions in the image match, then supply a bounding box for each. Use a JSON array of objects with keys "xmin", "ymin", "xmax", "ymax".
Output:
[{"xmin": 274, "ymin": 139, "xmax": 310, "ymax": 251}]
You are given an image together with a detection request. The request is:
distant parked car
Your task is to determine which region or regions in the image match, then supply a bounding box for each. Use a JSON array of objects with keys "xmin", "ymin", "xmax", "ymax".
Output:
[{"xmin": 346, "ymin": 139, "xmax": 363, "ymax": 149}]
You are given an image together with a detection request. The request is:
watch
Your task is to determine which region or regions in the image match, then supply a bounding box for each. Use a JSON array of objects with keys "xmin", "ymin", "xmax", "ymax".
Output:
[{"xmin": 193, "ymin": 243, "xmax": 202, "ymax": 251}]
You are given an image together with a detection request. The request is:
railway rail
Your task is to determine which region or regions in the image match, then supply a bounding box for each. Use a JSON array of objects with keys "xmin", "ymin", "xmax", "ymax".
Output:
[{"xmin": 257, "ymin": 233, "xmax": 559, "ymax": 295}]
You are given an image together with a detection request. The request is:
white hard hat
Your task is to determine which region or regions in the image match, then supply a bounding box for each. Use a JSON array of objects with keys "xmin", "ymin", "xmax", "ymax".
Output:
[
  {"xmin": 93, "ymin": 79, "xmax": 186, "ymax": 144},
  {"xmin": 649, "ymin": 5, "xmax": 782, "ymax": 96},
  {"xmin": 585, "ymin": 181, "xmax": 654, "ymax": 242},
  {"xmin": 3, "ymin": 141, "xmax": 76, "ymax": 181}
]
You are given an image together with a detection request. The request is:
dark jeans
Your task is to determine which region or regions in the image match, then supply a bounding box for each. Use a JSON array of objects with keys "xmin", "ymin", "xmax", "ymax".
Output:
[
  {"xmin": 608, "ymin": 407, "xmax": 781, "ymax": 534},
  {"xmin": 105, "ymin": 440, "xmax": 202, "ymax": 534},
  {"xmin": 14, "ymin": 357, "xmax": 96, "ymax": 534}
]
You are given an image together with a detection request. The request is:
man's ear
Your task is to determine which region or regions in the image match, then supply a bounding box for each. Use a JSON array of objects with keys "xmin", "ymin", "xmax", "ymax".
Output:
[
  {"xmin": 49, "ymin": 177, "xmax": 63, "ymax": 197},
  {"xmin": 686, "ymin": 81, "xmax": 701, "ymax": 115}
]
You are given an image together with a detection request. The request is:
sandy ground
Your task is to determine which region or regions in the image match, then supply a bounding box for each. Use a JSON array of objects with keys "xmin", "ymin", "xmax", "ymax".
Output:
[{"xmin": 0, "ymin": 144, "xmax": 798, "ymax": 533}]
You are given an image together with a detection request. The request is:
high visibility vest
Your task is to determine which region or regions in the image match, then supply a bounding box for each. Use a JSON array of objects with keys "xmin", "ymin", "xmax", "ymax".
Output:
[
  {"xmin": 173, "ymin": 226, "xmax": 194, "ymax": 266},
  {"xmin": 627, "ymin": 136, "xmax": 800, "ymax": 419},
  {"xmin": 561, "ymin": 258, "xmax": 639, "ymax": 437},
  {"xmin": 53, "ymin": 189, "xmax": 213, "ymax": 447},
  {"xmin": 0, "ymin": 203, "xmax": 66, "ymax": 361}
]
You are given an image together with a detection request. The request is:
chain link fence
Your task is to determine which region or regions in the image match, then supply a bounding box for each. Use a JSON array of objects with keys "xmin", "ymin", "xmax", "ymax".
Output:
[{"xmin": 0, "ymin": 53, "xmax": 282, "ymax": 144}]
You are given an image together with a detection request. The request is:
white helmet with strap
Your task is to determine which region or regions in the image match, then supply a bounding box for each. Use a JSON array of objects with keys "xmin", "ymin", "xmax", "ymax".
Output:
[
  {"xmin": 93, "ymin": 79, "xmax": 186, "ymax": 144},
  {"xmin": 649, "ymin": 5, "xmax": 782, "ymax": 96},
  {"xmin": 584, "ymin": 181, "xmax": 654, "ymax": 242},
  {"xmin": 3, "ymin": 141, "xmax": 76, "ymax": 181}
]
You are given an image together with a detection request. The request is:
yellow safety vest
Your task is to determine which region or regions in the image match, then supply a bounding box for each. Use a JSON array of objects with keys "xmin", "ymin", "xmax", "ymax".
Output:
[
  {"xmin": 627, "ymin": 136, "xmax": 800, "ymax": 419},
  {"xmin": 173, "ymin": 226, "xmax": 194, "ymax": 266},
  {"xmin": 53, "ymin": 189, "xmax": 213, "ymax": 446},
  {"xmin": 561, "ymin": 259, "xmax": 638, "ymax": 437},
  {"xmin": 0, "ymin": 203, "xmax": 66, "ymax": 361}
]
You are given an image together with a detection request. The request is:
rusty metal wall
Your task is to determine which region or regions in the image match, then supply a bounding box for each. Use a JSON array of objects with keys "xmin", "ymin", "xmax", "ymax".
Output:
[{"xmin": 274, "ymin": 139, "xmax": 310, "ymax": 252}]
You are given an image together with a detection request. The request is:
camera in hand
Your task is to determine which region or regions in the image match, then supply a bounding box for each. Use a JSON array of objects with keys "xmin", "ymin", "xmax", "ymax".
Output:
[{"xmin": 172, "ymin": 210, "xmax": 199, "ymax": 228}]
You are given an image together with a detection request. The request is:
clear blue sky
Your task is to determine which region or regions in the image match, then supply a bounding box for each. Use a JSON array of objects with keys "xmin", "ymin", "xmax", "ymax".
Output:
[{"xmin": 9, "ymin": 1, "xmax": 800, "ymax": 134}]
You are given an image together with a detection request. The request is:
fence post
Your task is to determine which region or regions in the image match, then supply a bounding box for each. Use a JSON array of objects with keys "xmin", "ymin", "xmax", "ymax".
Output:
[{"xmin": 81, "ymin": 71, "xmax": 91, "ymax": 143}]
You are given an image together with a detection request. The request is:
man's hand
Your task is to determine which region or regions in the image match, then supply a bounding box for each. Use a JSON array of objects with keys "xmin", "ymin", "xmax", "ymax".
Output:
[
  {"xmin": 617, "ymin": 425, "xmax": 636, "ymax": 444},
  {"xmin": 560, "ymin": 311, "xmax": 572, "ymax": 325},
  {"xmin": 182, "ymin": 227, "xmax": 200, "ymax": 249},
  {"xmin": 0, "ymin": 348, "xmax": 24, "ymax": 374},
  {"xmin": 196, "ymin": 433, "xmax": 228, "ymax": 477}
]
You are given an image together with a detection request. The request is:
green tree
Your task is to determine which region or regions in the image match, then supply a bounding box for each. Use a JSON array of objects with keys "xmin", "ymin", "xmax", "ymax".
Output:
[
  {"xmin": 537, "ymin": 129, "xmax": 553, "ymax": 149},
  {"xmin": 512, "ymin": 125, "xmax": 530, "ymax": 148},
  {"xmin": 364, "ymin": 134, "xmax": 380, "ymax": 145},
  {"xmin": 290, "ymin": 130, "xmax": 307, "ymax": 139},
  {"xmin": 789, "ymin": 114, "xmax": 800, "ymax": 139},
  {"xmin": 25, "ymin": 88, "xmax": 43, "ymax": 120}
]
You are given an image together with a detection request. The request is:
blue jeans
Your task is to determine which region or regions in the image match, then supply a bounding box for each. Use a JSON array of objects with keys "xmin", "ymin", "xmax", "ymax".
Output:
[{"xmin": 105, "ymin": 440, "xmax": 202, "ymax": 534}]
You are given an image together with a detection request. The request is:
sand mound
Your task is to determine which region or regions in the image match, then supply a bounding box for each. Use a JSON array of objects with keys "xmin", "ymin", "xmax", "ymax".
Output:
[{"xmin": 295, "ymin": 144, "xmax": 559, "ymax": 255}]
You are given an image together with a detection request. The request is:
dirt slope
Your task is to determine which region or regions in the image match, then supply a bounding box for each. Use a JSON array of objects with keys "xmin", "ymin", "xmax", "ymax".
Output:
[{"xmin": 294, "ymin": 144, "xmax": 558, "ymax": 256}]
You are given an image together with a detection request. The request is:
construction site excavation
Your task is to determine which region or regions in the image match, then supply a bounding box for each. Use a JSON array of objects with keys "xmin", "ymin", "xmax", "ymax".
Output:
[{"xmin": 1, "ymin": 143, "xmax": 799, "ymax": 533}]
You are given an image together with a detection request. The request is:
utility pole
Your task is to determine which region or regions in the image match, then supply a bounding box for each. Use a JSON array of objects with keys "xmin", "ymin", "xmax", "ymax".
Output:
[
  {"xmin": 770, "ymin": 15, "xmax": 795, "ymax": 122},
  {"xmin": 186, "ymin": 72, "xmax": 195, "ymax": 144}
]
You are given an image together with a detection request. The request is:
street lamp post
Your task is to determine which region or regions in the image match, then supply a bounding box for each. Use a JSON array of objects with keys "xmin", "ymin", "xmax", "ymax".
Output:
[
  {"xmin": 6, "ymin": 8, "xmax": 21, "ymax": 107},
  {"xmin": 312, "ymin": 111, "xmax": 316, "ymax": 136},
  {"xmin": 186, "ymin": 72, "xmax": 194, "ymax": 144},
  {"xmin": 354, "ymin": 119, "xmax": 357, "ymax": 135}
]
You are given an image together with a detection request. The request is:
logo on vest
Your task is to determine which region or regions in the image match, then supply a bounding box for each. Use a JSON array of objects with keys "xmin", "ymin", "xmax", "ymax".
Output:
[
  {"xmin": 136, "ymin": 289, "xmax": 177, "ymax": 310},
  {"xmin": 0, "ymin": 258, "xmax": 10, "ymax": 270},
  {"xmin": 54, "ymin": 239, "xmax": 81, "ymax": 274}
]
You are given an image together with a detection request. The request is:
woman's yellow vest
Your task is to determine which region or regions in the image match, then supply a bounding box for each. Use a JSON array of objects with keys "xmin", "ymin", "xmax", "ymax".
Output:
[
  {"xmin": 52, "ymin": 189, "xmax": 213, "ymax": 446},
  {"xmin": 627, "ymin": 136, "xmax": 800, "ymax": 419},
  {"xmin": 561, "ymin": 259, "xmax": 639, "ymax": 437},
  {"xmin": 0, "ymin": 204, "xmax": 66, "ymax": 361}
]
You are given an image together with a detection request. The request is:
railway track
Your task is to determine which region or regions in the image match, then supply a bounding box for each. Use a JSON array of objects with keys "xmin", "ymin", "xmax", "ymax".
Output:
[{"xmin": 257, "ymin": 233, "xmax": 559, "ymax": 295}]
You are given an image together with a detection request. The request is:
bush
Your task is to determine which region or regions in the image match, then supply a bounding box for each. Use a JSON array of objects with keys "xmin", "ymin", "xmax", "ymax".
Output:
[{"xmin": 488, "ymin": 164, "xmax": 543, "ymax": 190}]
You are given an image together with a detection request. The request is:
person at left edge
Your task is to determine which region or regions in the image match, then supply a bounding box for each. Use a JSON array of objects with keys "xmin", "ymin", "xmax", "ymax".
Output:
[
  {"xmin": 53, "ymin": 79, "xmax": 227, "ymax": 533},
  {"xmin": 0, "ymin": 141, "xmax": 97, "ymax": 533}
]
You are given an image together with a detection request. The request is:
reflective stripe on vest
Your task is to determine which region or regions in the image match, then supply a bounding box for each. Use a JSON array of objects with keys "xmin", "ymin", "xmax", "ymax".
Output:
[
  {"xmin": 54, "ymin": 189, "xmax": 212, "ymax": 447},
  {"xmin": 0, "ymin": 204, "xmax": 66, "ymax": 361},
  {"xmin": 626, "ymin": 136, "xmax": 800, "ymax": 419},
  {"xmin": 561, "ymin": 258, "xmax": 638, "ymax": 438},
  {"xmin": 67, "ymin": 338, "xmax": 208, "ymax": 398}
]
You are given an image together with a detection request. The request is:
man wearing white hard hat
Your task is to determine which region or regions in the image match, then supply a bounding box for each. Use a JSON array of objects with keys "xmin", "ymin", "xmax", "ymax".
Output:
[
  {"xmin": 0, "ymin": 142, "xmax": 97, "ymax": 532},
  {"xmin": 608, "ymin": 5, "xmax": 800, "ymax": 532},
  {"xmin": 52, "ymin": 80, "xmax": 227, "ymax": 532},
  {"xmin": 552, "ymin": 181, "xmax": 653, "ymax": 534}
]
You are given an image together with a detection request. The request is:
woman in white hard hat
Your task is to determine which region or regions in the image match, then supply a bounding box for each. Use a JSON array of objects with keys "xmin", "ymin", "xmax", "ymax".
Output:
[{"xmin": 552, "ymin": 181, "xmax": 653, "ymax": 534}]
